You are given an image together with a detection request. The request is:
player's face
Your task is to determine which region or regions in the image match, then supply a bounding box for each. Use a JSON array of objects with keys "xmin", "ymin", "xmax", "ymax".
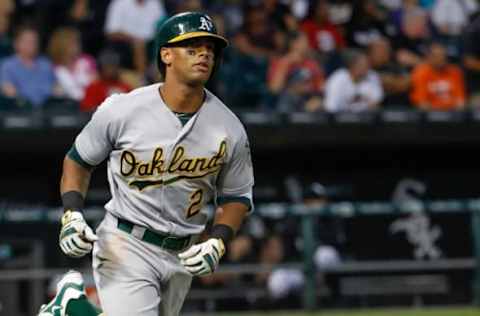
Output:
[{"xmin": 168, "ymin": 38, "xmax": 216, "ymax": 85}]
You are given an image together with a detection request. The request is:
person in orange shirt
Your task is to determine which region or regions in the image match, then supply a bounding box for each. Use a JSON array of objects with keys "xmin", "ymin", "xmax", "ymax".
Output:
[{"xmin": 410, "ymin": 42, "xmax": 465, "ymax": 110}]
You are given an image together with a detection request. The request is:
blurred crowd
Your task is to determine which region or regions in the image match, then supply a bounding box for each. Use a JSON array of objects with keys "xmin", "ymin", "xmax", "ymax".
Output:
[{"xmin": 0, "ymin": 0, "xmax": 480, "ymax": 114}]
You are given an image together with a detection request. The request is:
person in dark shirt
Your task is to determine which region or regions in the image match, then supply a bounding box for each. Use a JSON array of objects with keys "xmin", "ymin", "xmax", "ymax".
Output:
[
  {"xmin": 368, "ymin": 37, "xmax": 411, "ymax": 108},
  {"xmin": 463, "ymin": 15, "xmax": 480, "ymax": 107},
  {"xmin": 346, "ymin": 0, "xmax": 390, "ymax": 48},
  {"xmin": 263, "ymin": 0, "xmax": 298, "ymax": 32},
  {"xmin": 233, "ymin": 4, "xmax": 283, "ymax": 59},
  {"xmin": 393, "ymin": 11, "xmax": 430, "ymax": 68},
  {"xmin": 0, "ymin": 10, "xmax": 12, "ymax": 60}
]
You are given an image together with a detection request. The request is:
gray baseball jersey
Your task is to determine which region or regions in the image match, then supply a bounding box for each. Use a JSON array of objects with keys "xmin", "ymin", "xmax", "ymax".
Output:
[
  {"xmin": 73, "ymin": 82, "xmax": 254, "ymax": 236},
  {"xmin": 72, "ymin": 83, "xmax": 253, "ymax": 316}
]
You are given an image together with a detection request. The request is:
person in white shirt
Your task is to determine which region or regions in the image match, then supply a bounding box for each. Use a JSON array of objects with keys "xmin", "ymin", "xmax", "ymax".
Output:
[
  {"xmin": 324, "ymin": 49, "xmax": 383, "ymax": 112},
  {"xmin": 104, "ymin": 0, "xmax": 166, "ymax": 73},
  {"xmin": 431, "ymin": 0, "xmax": 478, "ymax": 37},
  {"xmin": 48, "ymin": 27, "xmax": 98, "ymax": 101}
]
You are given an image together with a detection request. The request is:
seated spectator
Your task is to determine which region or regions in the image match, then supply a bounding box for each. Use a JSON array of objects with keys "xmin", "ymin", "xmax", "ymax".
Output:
[
  {"xmin": 263, "ymin": 0, "xmax": 298, "ymax": 32},
  {"xmin": 81, "ymin": 49, "xmax": 131, "ymax": 112},
  {"xmin": 300, "ymin": 0, "xmax": 345, "ymax": 54},
  {"xmin": 431, "ymin": 0, "xmax": 478, "ymax": 37},
  {"xmin": 394, "ymin": 10, "xmax": 430, "ymax": 68},
  {"xmin": 390, "ymin": 0, "xmax": 426, "ymax": 35},
  {"xmin": 464, "ymin": 15, "xmax": 480, "ymax": 107},
  {"xmin": 368, "ymin": 37, "xmax": 411, "ymax": 107},
  {"xmin": 0, "ymin": 12, "xmax": 12, "ymax": 60},
  {"xmin": 327, "ymin": 0, "xmax": 354, "ymax": 26},
  {"xmin": 346, "ymin": 0, "xmax": 390, "ymax": 48},
  {"xmin": 0, "ymin": 25, "xmax": 58, "ymax": 107},
  {"xmin": 104, "ymin": 0, "xmax": 166, "ymax": 73},
  {"xmin": 410, "ymin": 42, "xmax": 465, "ymax": 111},
  {"xmin": 267, "ymin": 31, "xmax": 324, "ymax": 112},
  {"xmin": 431, "ymin": 0, "xmax": 478, "ymax": 60},
  {"xmin": 0, "ymin": 0, "xmax": 14, "ymax": 14},
  {"xmin": 0, "ymin": 0, "xmax": 13, "ymax": 59},
  {"xmin": 43, "ymin": 0, "xmax": 110, "ymax": 57},
  {"xmin": 378, "ymin": 0, "xmax": 401, "ymax": 11},
  {"xmin": 324, "ymin": 49, "xmax": 383, "ymax": 112},
  {"xmin": 48, "ymin": 27, "xmax": 97, "ymax": 101},
  {"xmin": 233, "ymin": 4, "xmax": 283, "ymax": 59}
]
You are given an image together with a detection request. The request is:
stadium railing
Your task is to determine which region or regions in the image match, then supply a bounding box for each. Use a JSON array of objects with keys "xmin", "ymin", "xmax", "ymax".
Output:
[{"xmin": 1, "ymin": 198, "xmax": 480, "ymax": 313}]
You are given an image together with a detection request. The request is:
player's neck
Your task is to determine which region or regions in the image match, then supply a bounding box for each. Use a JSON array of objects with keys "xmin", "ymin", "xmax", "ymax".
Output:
[{"xmin": 160, "ymin": 80, "xmax": 205, "ymax": 113}]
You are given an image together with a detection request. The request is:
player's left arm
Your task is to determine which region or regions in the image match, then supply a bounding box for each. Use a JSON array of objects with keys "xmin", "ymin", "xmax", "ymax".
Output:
[
  {"xmin": 179, "ymin": 129, "xmax": 254, "ymax": 276},
  {"xmin": 179, "ymin": 203, "xmax": 249, "ymax": 276}
]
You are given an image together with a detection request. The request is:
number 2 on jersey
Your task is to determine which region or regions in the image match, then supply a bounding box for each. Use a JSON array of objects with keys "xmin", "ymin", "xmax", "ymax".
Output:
[{"xmin": 187, "ymin": 189, "xmax": 203, "ymax": 218}]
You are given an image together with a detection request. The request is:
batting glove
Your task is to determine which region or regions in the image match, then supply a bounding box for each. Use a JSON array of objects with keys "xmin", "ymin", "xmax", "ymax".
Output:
[
  {"xmin": 179, "ymin": 238, "xmax": 225, "ymax": 276},
  {"xmin": 59, "ymin": 210, "xmax": 98, "ymax": 258}
]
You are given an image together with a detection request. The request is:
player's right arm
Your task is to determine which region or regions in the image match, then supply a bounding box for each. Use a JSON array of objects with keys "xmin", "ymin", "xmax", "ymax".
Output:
[
  {"xmin": 59, "ymin": 95, "xmax": 120, "ymax": 258},
  {"xmin": 59, "ymin": 155, "xmax": 98, "ymax": 258},
  {"xmin": 61, "ymin": 156, "xmax": 92, "ymax": 197}
]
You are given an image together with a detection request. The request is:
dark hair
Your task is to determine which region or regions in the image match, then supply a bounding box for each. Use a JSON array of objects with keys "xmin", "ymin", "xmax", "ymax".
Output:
[
  {"xmin": 342, "ymin": 49, "xmax": 367, "ymax": 68},
  {"xmin": 13, "ymin": 24, "xmax": 37, "ymax": 40},
  {"xmin": 305, "ymin": 0, "xmax": 328, "ymax": 21}
]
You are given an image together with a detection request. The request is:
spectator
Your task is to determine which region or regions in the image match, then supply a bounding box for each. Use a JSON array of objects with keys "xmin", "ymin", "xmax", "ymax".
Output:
[
  {"xmin": 390, "ymin": 0, "xmax": 426, "ymax": 35},
  {"xmin": 0, "ymin": 25, "xmax": 57, "ymax": 107},
  {"xmin": 368, "ymin": 37, "xmax": 411, "ymax": 107},
  {"xmin": 81, "ymin": 49, "xmax": 131, "ymax": 112},
  {"xmin": 378, "ymin": 0, "xmax": 402, "ymax": 11},
  {"xmin": 394, "ymin": 10, "xmax": 430, "ymax": 68},
  {"xmin": 267, "ymin": 31, "xmax": 324, "ymax": 112},
  {"xmin": 48, "ymin": 27, "xmax": 97, "ymax": 101},
  {"xmin": 327, "ymin": 0, "xmax": 354, "ymax": 26},
  {"xmin": 263, "ymin": 0, "xmax": 298, "ymax": 32},
  {"xmin": 324, "ymin": 49, "xmax": 383, "ymax": 112},
  {"xmin": 43, "ymin": 0, "xmax": 111, "ymax": 57},
  {"xmin": 431, "ymin": 0, "xmax": 478, "ymax": 37},
  {"xmin": 464, "ymin": 15, "xmax": 480, "ymax": 107},
  {"xmin": 0, "ymin": 0, "xmax": 14, "ymax": 15},
  {"xmin": 233, "ymin": 4, "xmax": 283, "ymax": 59},
  {"xmin": 0, "ymin": 0, "xmax": 14, "ymax": 60},
  {"xmin": 0, "ymin": 12, "xmax": 12, "ymax": 60},
  {"xmin": 300, "ymin": 0, "xmax": 346, "ymax": 54},
  {"xmin": 105, "ymin": 0, "xmax": 166, "ymax": 73},
  {"xmin": 410, "ymin": 42, "xmax": 465, "ymax": 111},
  {"xmin": 346, "ymin": 0, "xmax": 390, "ymax": 48},
  {"xmin": 431, "ymin": 0, "xmax": 478, "ymax": 60}
]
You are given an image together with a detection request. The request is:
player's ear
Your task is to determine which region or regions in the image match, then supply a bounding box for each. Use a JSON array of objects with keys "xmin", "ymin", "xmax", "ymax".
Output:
[{"xmin": 160, "ymin": 47, "xmax": 172, "ymax": 66}]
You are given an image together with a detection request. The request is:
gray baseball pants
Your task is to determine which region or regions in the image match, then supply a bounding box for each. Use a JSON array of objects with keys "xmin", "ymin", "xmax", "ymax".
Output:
[{"xmin": 92, "ymin": 213, "xmax": 193, "ymax": 316}]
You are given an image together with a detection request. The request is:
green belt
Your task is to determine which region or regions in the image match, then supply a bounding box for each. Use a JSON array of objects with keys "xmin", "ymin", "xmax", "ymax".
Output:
[{"xmin": 117, "ymin": 218, "xmax": 190, "ymax": 251}]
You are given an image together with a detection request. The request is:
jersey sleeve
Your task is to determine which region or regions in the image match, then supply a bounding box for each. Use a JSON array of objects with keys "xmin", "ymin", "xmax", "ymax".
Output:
[
  {"xmin": 216, "ymin": 130, "xmax": 255, "ymax": 211},
  {"xmin": 73, "ymin": 96, "xmax": 119, "ymax": 166}
]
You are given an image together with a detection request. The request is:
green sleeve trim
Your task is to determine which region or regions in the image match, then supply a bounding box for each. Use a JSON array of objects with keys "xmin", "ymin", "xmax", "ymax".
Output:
[
  {"xmin": 217, "ymin": 196, "xmax": 252, "ymax": 211},
  {"xmin": 67, "ymin": 145, "xmax": 94, "ymax": 170}
]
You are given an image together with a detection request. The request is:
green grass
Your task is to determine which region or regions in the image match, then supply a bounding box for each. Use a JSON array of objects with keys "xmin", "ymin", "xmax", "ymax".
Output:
[{"xmin": 217, "ymin": 307, "xmax": 480, "ymax": 316}]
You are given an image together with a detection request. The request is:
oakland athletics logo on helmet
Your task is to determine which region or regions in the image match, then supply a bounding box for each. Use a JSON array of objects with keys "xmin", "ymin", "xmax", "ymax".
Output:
[{"xmin": 155, "ymin": 12, "xmax": 229, "ymax": 76}]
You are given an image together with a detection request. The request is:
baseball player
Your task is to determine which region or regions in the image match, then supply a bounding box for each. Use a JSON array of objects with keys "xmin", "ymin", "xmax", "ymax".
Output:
[{"xmin": 38, "ymin": 12, "xmax": 254, "ymax": 316}]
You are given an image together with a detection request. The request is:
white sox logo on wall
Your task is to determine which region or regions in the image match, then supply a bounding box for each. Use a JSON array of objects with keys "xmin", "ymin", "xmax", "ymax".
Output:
[{"xmin": 199, "ymin": 17, "xmax": 213, "ymax": 31}]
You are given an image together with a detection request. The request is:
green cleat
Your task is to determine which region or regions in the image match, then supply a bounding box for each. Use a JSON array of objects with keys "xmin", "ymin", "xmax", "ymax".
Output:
[{"xmin": 37, "ymin": 270, "xmax": 86, "ymax": 316}]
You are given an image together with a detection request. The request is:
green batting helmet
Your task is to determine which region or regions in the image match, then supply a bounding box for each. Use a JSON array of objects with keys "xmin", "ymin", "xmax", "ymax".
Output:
[{"xmin": 156, "ymin": 12, "xmax": 228, "ymax": 77}]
